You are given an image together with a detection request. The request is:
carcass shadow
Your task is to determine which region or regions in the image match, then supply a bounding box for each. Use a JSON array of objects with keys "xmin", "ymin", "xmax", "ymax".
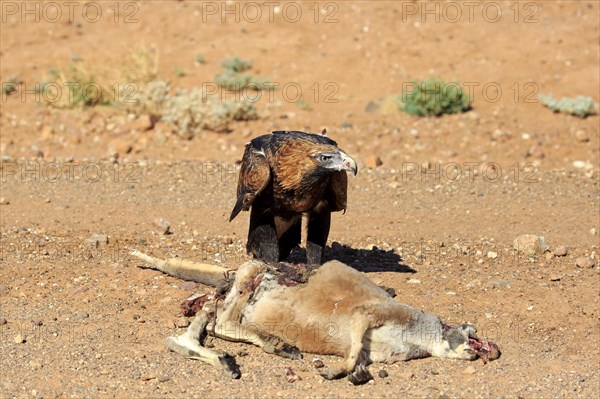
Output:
[{"xmin": 287, "ymin": 242, "xmax": 416, "ymax": 273}]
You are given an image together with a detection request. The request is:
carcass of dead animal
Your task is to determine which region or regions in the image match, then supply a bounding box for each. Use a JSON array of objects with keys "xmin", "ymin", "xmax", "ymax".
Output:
[{"xmin": 131, "ymin": 250, "xmax": 500, "ymax": 385}]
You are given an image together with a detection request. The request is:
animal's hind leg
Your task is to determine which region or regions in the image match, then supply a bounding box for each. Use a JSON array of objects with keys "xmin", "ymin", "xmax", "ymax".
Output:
[
  {"xmin": 210, "ymin": 320, "xmax": 302, "ymax": 360},
  {"xmin": 319, "ymin": 310, "xmax": 371, "ymax": 381},
  {"xmin": 247, "ymin": 205, "xmax": 279, "ymax": 263},
  {"xmin": 165, "ymin": 311, "xmax": 240, "ymax": 378},
  {"xmin": 306, "ymin": 210, "xmax": 331, "ymax": 265}
]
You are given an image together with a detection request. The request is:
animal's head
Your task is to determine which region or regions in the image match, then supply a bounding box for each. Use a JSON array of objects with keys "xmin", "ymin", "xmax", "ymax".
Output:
[
  {"xmin": 435, "ymin": 323, "xmax": 501, "ymax": 363},
  {"xmin": 275, "ymin": 131, "xmax": 357, "ymax": 190},
  {"xmin": 308, "ymin": 145, "xmax": 358, "ymax": 176}
]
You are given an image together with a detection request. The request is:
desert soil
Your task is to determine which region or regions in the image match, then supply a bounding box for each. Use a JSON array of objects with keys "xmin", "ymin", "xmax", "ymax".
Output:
[{"xmin": 1, "ymin": 1, "xmax": 599, "ymax": 398}]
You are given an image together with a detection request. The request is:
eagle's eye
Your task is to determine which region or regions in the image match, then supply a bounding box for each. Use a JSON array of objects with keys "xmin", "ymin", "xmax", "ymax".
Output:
[{"xmin": 317, "ymin": 154, "xmax": 334, "ymax": 162}]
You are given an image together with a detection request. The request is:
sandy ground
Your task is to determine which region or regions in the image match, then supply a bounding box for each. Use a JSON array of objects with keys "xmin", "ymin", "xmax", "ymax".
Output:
[{"xmin": 1, "ymin": 1, "xmax": 599, "ymax": 398}]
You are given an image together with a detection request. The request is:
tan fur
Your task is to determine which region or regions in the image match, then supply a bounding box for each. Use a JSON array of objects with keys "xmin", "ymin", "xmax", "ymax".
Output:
[{"xmin": 132, "ymin": 252, "xmax": 498, "ymax": 383}]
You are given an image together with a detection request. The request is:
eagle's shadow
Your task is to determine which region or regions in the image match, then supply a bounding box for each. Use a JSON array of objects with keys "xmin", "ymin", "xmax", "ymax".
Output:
[{"xmin": 287, "ymin": 242, "xmax": 415, "ymax": 273}]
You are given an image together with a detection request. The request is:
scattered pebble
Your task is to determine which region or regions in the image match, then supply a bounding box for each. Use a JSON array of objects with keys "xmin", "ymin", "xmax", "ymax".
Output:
[
  {"xmin": 487, "ymin": 251, "xmax": 498, "ymax": 259},
  {"xmin": 575, "ymin": 129, "xmax": 589, "ymax": 142},
  {"xmin": 157, "ymin": 374, "xmax": 171, "ymax": 383},
  {"xmin": 140, "ymin": 374, "xmax": 157, "ymax": 381},
  {"xmin": 407, "ymin": 278, "xmax": 421, "ymax": 284},
  {"xmin": 175, "ymin": 317, "xmax": 190, "ymax": 328},
  {"xmin": 14, "ymin": 334, "xmax": 25, "ymax": 344},
  {"xmin": 76, "ymin": 311, "xmax": 89, "ymax": 319},
  {"xmin": 550, "ymin": 276, "xmax": 562, "ymax": 282},
  {"xmin": 86, "ymin": 234, "xmax": 108, "ymax": 248},
  {"xmin": 463, "ymin": 365, "xmax": 477, "ymax": 374},
  {"xmin": 527, "ymin": 305, "xmax": 534, "ymax": 311},
  {"xmin": 575, "ymin": 256, "xmax": 595, "ymax": 268},
  {"xmin": 155, "ymin": 218, "xmax": 171, "ymax": 235},
  {"xmin": 514, "ymin": 234, "xmax": 547, "ymax": 256},
  {"xmin": 378, "ymin": 369, "xmax": 389, "ymax": 378},
  {"xmin": 364, "ymin": 155, "xmax": 383, "ymax": 168},
  {"xmin": 590, "ymin": 228, "xmax": 597, "ymax": 236},
  {"xmin": 0, "ymin": 198, "xmax": 9, "ymax": 205},
  {"xmin": 399, "ymin": 371, "xmax": 414, "ymax": 379},
  {"xmin": 0, "ymin": 317, "xmax": 7, "ymax": 325},
  {"xmin": 312, "ymin": 358, "xmax": 324, "ymax": 369},
  {"xmin": 553, "ymin": 246, "xmax": 568, "ymax": 257},
  {"xmin": 545, "ymin": 252, "xmax": 554, "ymax": 260},
  {"xmin": 284, "ymin": 366, "xmax": 301, "ymax": 383},
  {"xmin": 487, "ymin": 279, "xmax": 510, "ymax": 289}
]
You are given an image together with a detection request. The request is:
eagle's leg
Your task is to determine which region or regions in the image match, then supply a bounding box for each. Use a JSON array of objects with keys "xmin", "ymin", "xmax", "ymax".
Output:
[
  {"xmin": 247, "ymin": 205, "xmax": 279, "ymax": 263},
  {"xmin": 276, "ymin": 216, "xmax": 301, "ymax": 261},
  {"xmin": 306, "ymin": 210, "xmax": 331, "ymax": 265}
]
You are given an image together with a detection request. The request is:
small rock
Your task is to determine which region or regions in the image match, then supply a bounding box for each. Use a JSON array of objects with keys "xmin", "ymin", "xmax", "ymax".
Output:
[
  {"xmin": 236, "ymin": 349, "xmax": 248, "ymax": 357},
  {"xmin": 33, "ymin": 319, "xmax": 43, "ymax": 326},
  {"xmin": 553, "ymin": 246, "xmax": 568, "ymax": 257},
  {"xmin": 399, "ymin": 371, "xmax": 414, "ymax": 379},
  {"xmin": 514, "ymin": 234, "xmax": 547, "ymax": 256},
  {"xmin": 155, "ymin": 218, "xmax": 171, "ymax": 235},
  {"xmin": 526, "ymin": 143, "xmax": 544, "ymax": 159},
  {"xmin": 29, "ymin": 360, "xmax": 42, "ymax": 370},
  {"xmin": 284, "ymin": 367, "xmax": 301, "ymax": 383},
  {"xmin": 0, "ymin": 317, "xmax": 7, "ymax": 325},
  {"xmin": 527, "ymin": 305, "xmax": 534, "ymax": 311},
  {"xmin": 0, "ymin": 198, "xmax": 9, "ymax": 205},
  {"xmin": 573, "ymin": 160, "xmax": 586, "ymax": 169},
  {"xmin": 487, "ymin": 279, "xmax": 510, "ymax": 289},
  {"xmin": 14, "ymin": 334, "xmax": 25, "ymax": 344},
  {"xmin": 545, "ymin": 252, "xmax": 554, "ymax": 260},
  {"xmin": 407, "ymin": 278, "xmax": 421, "ymax": 284},
  {"xmin": 312, "ymin": 358, "xmax": 324, "ymax": 369},
  {"xmin": 487, "ymin": 251, "xmax": 498, "ymax": 259},
  {"xmin": 430, "ymin": 369, "xmax": 439, "ymax": 375},
  {"xmin": 463, "ymin": 365, "xmax": 477, "ymax": 374},
  {"xmin": 575, "ymin": 129, "xmax": 590, "ymax": 142},
  {"xmin": 575, "ymin": 256, "xmax": 595, "ymax": 268},
  {"xmin": 157, "ymin": 375, "xmax": 171, "ymax": 383},
  {"xmin": 222, "ymin": 236, "xmax": 234, "ymax": 245},
  {"xmin": 140, "ymin": 374, "xmax": 157, "ymax": 381},
  {"xmin": 590, "ymin": 228, "xmax": 597, "ymax": 236},
  {"xmin": 175, "ymin": 317, "xmax": 190, "ymax": 328},
  {"xmin": 86, "ymin": 234, "xmax": 108, "ymax": 248},
  {"xmin": 364, "ymin": 155, "xmax": 383, "ymax": 168},
  {"xmin": 77, "ymin": 311, "xmax": 89, "ymax": 319},
  {"xmin": 135, "ymin": 114, "xmax": 155, "ymax": 131},
  {"xmin": 549, "ymin": 276, "xmax": 562, "ymax": 282},
  {"xmin": 378, "ymin": 369, "xmax": 388, "ymax": 378},
  {"xmin": 466, "ymin": 279, "xmax": 481, "ymax": 288}
]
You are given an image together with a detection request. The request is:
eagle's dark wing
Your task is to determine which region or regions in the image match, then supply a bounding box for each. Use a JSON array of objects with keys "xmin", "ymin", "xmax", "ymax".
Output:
[
  {"xmin": 326, "ymin": 170, "xmax": 348, "ymax": 212},
  {"xmin": 229, "ymin": 143, "xmax": 271, "ymax": 222}
]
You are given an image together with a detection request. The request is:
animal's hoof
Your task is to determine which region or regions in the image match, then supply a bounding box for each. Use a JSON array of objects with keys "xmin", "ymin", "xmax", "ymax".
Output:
[
  {"xmin": 219, "ymin": 354, "xmax": 241, "ymax": 379},
  {"xmin": 347, "ymin": 364, "xmax": 373, "ymax": 385},
  {"xmin": 275, "ymin": 343, "xmax": 303, "ymax": 360}
]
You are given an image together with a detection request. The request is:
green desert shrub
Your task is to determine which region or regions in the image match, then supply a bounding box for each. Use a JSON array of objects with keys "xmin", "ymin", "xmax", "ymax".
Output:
[
  {"xmin": 215, "ymin": 56, "xmax": 273, "ymax": 91},
  {"xmin": 538, "ymin": 94, "xmax": 597, "ymax": 118},
  {"xmin": 398, "ymin": 78, "xmax": 471, "ymax": 117},
  {"xmin": 161, "ymin": 87, "xmax": 258, "ymax": 138}
]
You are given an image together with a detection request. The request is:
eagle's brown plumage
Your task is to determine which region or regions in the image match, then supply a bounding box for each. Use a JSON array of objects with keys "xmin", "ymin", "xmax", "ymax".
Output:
[{"xmin": 230, "ymin": 131, "xmax": 357, "ymax": 264}]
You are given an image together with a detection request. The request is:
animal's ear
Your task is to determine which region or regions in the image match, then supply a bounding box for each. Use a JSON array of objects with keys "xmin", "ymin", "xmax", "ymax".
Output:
[{"xmin": 321, "ymin": 128, "xmax": 327, "ymax": 136}]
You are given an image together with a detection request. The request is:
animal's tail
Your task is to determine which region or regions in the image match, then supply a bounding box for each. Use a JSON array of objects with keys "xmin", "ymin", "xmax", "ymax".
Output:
[{"xmin": 130, "ymin": 250, "xmax": 231, "ymax": 287}]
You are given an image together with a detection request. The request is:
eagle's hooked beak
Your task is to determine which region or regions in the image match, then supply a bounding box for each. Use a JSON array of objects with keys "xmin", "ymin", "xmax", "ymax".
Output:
[{"xmin": 339, "ymin": 152, "xmax": 358, "ymax": 176}]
